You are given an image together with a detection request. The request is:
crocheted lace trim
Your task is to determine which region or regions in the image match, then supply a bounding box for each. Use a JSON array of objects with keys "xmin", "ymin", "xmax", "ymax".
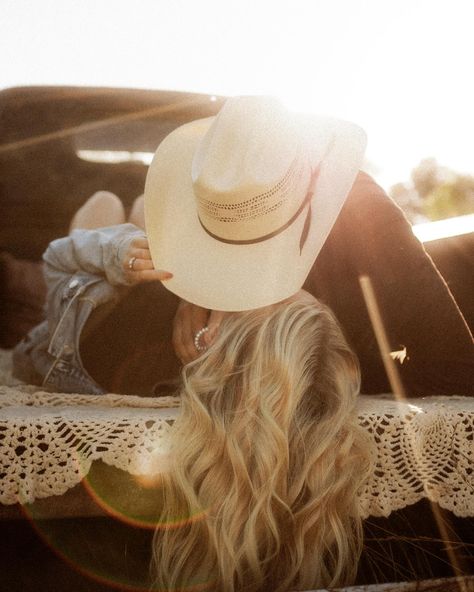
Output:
[{"xmin": 1, "ymin": 352, "xmax": 473, "ymax": 516}]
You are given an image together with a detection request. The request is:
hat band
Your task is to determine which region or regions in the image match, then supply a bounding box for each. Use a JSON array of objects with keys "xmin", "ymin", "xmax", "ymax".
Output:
[{"xmin": 198, "ymin": 166, "xmax": 320, "ymax": 253}]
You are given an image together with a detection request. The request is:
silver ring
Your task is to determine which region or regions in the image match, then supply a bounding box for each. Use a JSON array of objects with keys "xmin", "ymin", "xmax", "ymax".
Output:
[
  {"xmin": 128, "ymin": 256, "xmax": 137, "ymax": 271},
  {"xmin": 194, "ymin": 326, "xmax": 209, "ymax": 352}
]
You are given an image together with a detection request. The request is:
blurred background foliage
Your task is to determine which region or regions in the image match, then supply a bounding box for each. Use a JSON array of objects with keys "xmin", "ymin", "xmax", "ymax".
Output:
[{"xmin": 389, "ymin": 158, "xmax": 474, "ymax": 223}]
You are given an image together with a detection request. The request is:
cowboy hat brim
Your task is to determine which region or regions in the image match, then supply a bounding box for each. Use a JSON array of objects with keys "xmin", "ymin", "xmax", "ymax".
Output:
[{"xmin": 144, "ymin": 115, "xmax": 366, "ymax": 311}]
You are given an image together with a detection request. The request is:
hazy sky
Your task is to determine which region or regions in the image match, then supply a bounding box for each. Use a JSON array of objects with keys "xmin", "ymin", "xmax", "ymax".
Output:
[{"xmin": 2, "ymin": 0, "xmax": 473, "ymax": 189}]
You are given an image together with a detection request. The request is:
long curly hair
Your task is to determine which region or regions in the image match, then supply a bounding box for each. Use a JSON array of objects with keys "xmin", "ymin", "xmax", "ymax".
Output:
[{"xmin": 151, "ymin": 297, "xmax": 371, "ymax": 591}]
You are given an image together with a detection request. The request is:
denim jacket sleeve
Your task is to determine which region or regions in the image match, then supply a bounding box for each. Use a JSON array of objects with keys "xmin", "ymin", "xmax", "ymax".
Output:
[
  {"xmin": 43, "ymin": 223, "xmax": 146, "ymax": 291},
  {"xmin": 13, "ymin": 223, "xmax": 147, "ymax": 393}
]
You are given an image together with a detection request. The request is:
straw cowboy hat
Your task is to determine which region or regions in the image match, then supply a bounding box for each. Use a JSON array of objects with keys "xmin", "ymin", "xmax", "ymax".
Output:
[{"xmin": 144, "ymin": 96, "xmax": 366, "ymax": 311}]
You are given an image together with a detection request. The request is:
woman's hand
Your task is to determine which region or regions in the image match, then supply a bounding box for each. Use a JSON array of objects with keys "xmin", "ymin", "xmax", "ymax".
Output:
[
  {"xmin": 123, "ymin": 237, "xmax": 173, "ymax": 284},
  {"xmin": 172, "ymin": 299, "xmax": 227, "ymax": 364}
]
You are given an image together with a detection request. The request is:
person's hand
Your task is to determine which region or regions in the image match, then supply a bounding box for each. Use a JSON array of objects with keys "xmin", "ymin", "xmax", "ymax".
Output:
[
  {"xmin": 172, "ymin": 299, "xmax": 227, "ymax": 364},
  {"xmin": 123, "ymin": 237, "xmax": 173, "ymax": 284}
]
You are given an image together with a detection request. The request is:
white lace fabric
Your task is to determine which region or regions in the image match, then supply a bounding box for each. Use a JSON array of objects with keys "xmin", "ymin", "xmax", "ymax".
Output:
[{"xmin": 1, "ymin": 351, "xmax": 473, "ymax": 516}]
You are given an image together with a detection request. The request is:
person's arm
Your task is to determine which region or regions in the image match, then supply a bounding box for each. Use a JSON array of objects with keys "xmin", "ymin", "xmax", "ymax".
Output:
[
  {"xmin": 43, "ymin": 223, "xmax": 145, "ymax": 285},
  {"xmin": 305, "ymin": 172, "xmax": 474, "ymax": 396},
  {"xmin": 42, "ymin": 223, "xmax": 172, "ymax": 298}
]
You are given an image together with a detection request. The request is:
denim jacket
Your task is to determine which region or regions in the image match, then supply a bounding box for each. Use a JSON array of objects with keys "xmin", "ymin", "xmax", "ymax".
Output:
[{"xmin": 13, "ymin": 224, "xmax": 146, "ymax": 394}]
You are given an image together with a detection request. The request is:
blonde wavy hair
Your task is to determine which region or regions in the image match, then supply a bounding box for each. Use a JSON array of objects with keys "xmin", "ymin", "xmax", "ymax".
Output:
[{"xmin": 151, "ymin": 296, "xmax": 371, "ymax": 591}]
